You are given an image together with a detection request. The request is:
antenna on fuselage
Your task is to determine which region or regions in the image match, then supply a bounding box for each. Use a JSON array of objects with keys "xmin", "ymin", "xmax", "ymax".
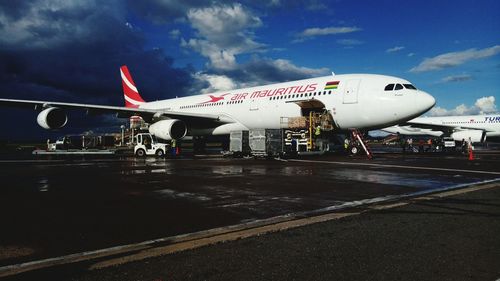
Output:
[{"xmin": 331, "ymin": 71, "xmax": 336, "ymax": 76}]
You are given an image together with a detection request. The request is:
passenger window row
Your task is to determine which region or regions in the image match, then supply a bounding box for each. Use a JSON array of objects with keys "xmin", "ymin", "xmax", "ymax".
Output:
[
  {"xmin": 227, "ymin": 100, "xmax": 243, "ymax": 105},
  {"xmin": 180, "ymin": 99, "xmax": 247, "ymax": 109},
  {"xmin": 180, "ymin": 101, "xmax": 224, "ymax": 109},
  {"xmin": 269, "ymin": 90, "xmax": 332, "ymax": 101}
]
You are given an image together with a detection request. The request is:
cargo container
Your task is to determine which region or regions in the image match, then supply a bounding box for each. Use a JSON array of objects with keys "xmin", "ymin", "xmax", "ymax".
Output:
[
  {"xmin": 229, "ymin": 130, "xmax": 251, "ymax": 156},
  {"xmin": 249, "ymin": 129, "xmax": 284, "ymax": 157}
]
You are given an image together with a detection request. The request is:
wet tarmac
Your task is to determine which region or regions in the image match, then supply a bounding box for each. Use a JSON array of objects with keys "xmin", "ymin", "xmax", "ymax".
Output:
[
  {"xmin": 0, "ymin": 149, "xmax": 499, "ymax": 272},
  {"xmin": 64, "ymin": 182, "xmax": 500, "ymax": 281}
]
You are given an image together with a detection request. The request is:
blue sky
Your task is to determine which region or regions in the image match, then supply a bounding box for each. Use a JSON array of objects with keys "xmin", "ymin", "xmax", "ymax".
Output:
[{"xmin": 0, "ymin": 0, "xmax": 499, "ymax": 139}]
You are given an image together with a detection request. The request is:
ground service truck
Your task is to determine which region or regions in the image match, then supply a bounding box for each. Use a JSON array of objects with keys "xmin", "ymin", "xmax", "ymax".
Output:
[{"xmin": 134, "ymin": 133, "xmax": 169, "ymax": 157}]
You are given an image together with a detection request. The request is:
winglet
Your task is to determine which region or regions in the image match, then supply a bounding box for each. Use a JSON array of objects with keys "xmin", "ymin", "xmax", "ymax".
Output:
[{"xmin": 120, "ymin": 65, "xmax": 145, "ymax": 108}]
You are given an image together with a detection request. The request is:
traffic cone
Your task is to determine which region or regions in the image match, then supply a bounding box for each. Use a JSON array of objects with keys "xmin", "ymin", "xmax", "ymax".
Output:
[{"xmin": 468, "ymin": 146, "xmax": 474, "ymax": 161}]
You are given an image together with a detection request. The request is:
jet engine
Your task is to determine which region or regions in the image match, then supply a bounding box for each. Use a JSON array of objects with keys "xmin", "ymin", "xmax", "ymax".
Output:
[
  {"xmin": 149, "ymin": 119, "xmax": 187, "ymax": 140},
  {"xmin": 451, "ymin": 130, "xmax": 486, "ymax": 143},
  {"xmin": 37, "ymin": 107, "xmax": 68, "ymax": 129}
]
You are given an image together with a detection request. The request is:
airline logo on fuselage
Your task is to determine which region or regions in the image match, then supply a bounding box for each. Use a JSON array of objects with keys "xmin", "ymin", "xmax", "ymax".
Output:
[
  {"xmin": 200, "ymin": 94, "xmax": 229, "ymax": 104},
  {"xmin": 485, "ymin": 116, "xmax": 500, "ymax": 122},
  {"xmin": 200, "ymin": 83, "xmax": 320, "ymax": 104},
  {"xmin": 325, "ymin": 81, "xmax": 339, "ymax": 90}
]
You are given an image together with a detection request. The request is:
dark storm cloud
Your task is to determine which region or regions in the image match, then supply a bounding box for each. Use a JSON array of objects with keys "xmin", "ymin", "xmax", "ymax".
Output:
[
  {"xmin": 0, "ymin": 1, "xmax": 193, "ymax": 102},
  {"xmin": 0, "ymin": 0, "xmax": 194, "ymax": 140},
  {"xmin": 0, "ymin": 1, "xmax": 37, "ymax": 20}
]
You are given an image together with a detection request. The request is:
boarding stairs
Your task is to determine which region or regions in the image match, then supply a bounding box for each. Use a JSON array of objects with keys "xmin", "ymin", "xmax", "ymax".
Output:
[{"xmin": 350, "ymin": 129, "xmax": 373, "ymax": 159}]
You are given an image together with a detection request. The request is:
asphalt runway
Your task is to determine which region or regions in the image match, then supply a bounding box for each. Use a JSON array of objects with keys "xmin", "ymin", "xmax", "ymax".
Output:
[{"xmin": 0, "ymin": 149, "xmax": 499, "ymax": 278}]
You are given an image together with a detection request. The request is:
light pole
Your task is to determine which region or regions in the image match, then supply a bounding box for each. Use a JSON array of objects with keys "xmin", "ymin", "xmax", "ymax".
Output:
[{"xmin": 120, "ymin": 125, "xmax": 125, "ymax": 146}]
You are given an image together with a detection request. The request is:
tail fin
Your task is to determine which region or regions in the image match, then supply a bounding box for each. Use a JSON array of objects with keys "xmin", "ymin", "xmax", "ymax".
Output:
[{"xmin": 120, "ymin": 65, "xmax": 145, "ymax": 108}]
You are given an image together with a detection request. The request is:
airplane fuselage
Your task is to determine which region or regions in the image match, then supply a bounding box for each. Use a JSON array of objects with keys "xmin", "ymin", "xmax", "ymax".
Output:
[
  {"xmin": 382, "ymin": 115, "xmax": 500, "ymax": 143},
  {"xmin": 139, "ymin": 74, "xmax": 435, "ymax": 135}
]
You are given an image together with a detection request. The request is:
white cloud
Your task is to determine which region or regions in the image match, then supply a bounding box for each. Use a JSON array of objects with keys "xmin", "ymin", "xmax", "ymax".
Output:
[
  {"xmin": 410, "ymin": 45, "xmax": 500, "ymax": 73},
  {"xmin": 263, "ymin": 58, "xmax": 329, "ymax": 77},
  {"xmin": 428, "ymin": 96, "xmax": 498, "ymax": 116},
  {"xmin": 194, "ymin": 73, "xmax": 238, "ymax": 94},
  {"xmin": 294, "ymin": 26, "xmax": 361, "ymax": 42},
  {"xmin": 440, "ymin": 74, "xmax": 473, "ymax": 83},
  {"xmin": 475, "ymin": 96, "xmax": 497, "ymax": 113},
  {"xmin": 386, "ymin": 46, "xmax": 405, "ymax": 53},
  {"xmin": 183, "ymin": 3, "xmax": 265, "ymax": 70},
  {"xmin": 187, "ymin": 3, "xmax": 262, "ymax": 42},
  {"xmin": 182, "ymin": 38, "xmax": 238, "ymax": 70},
  {"xmin": 407, "ymin": 53, "xmax": 415, "ymax": 57}
]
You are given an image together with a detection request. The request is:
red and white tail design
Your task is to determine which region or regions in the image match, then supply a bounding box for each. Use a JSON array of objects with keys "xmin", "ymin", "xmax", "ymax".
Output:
[{"xmin": 120, "ymin": 65, "xmax": 145, "ymax": 108}]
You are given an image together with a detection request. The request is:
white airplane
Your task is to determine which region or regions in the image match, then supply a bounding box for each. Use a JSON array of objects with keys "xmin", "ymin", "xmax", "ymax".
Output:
[
  {"xmin": 0, "ymin": 66, "xmax": 435, "ymax": 140},
  {"xmin": 382, "ymin": 115, "xmax": 500, "ymax": 143}
]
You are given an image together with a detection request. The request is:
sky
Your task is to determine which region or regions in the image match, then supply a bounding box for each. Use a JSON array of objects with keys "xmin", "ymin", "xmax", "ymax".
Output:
[{"xmin": 0, "ymin": 0, "xmax": 499, "ymax": 140}]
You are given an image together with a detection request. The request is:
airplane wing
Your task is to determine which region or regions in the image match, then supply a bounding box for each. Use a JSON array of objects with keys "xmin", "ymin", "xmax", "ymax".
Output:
[
  {"xmin": 401, "ymin": 121, "xmax": 454, "ymax": 133},
  {"xmin": 401, "ymin": 120, "xmax": 491, "ymax": 133},
  {"xmin": 392, "ymin": 119, "xmax": 489, "ymax": 143},
  {"xmin": 0, "ymin": 98, "xmax": 231, "ymax": 127}
]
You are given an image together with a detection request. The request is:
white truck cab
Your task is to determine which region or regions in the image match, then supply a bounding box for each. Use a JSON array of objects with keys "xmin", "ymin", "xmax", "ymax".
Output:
[{"xmin": 134, "ymin": 133, "xmax": 169, "ymax": 157}]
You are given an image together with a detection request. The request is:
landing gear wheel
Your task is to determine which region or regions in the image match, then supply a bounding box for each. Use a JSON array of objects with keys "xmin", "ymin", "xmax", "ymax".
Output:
[
  {"xmin": 136, "ymin": 149, "xmax": 146, "ymax": 157},
  {"xmin": 155, "ymin": 149, "xmax": 164, "ymax": 157},
  {"xmin": 350, "ymin": 146, "xmax": 359, "ymax": 155}
]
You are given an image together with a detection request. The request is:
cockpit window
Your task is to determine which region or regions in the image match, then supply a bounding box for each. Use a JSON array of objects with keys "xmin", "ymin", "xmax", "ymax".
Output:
[
  {"xmin": 384, "ymin": 84, "xmax": 394, "ymax": 91},
  {"xmin": 395, "ymin": 84, "xmax": 404, "ymax": 90},
  {"xmin": 403, "ymin": 84, "xmax": 417, "ymax": 90}
]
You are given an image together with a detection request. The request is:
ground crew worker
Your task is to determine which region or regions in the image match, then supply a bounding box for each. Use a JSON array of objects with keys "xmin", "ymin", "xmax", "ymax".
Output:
[
  {"xmin": 407, "ymin": 138, "xmax": 413, "ymax": 152},
  {"xmin": 426, "ymin": 138, "xmax": 432, "ymax": 152},
  {"xmin": 171, "ymin": 139, "xmax": 177, "ymax": 157},
  {"xmin": 461, "ymin": 138, "xmax": 467, "ymax": 154},
  {"xmin": 144, "ymin": 136, "xmax": 151, "ymax": 149},
  {"xmin": 344, "ymin": 138, "xmax": 349, "ymax": 153},
  {"xmin": 291, "ymin": 138, "xmax": 297, "ymax": 155},
  {"xmin": 315, "ymin": 125, "xmax": 321, "ymax": 137}
]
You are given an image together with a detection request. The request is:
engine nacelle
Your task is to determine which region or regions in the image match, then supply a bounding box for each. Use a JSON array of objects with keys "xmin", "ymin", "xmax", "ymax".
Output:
[
  {"xmin": 451, "ymin": 130, "xmax": 486, "ymax": 143},
  {"xmin": 37, "ymin": 107, "xmax": 68, "ymax": 129},
  {"xmin": 149, "ymin": 119, "xmax": 187, "ymax": 140}
]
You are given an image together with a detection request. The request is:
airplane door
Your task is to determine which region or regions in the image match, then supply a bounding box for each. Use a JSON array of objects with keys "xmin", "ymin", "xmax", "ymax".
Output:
[
  {"xmin": 343, "ymin": 79, "xmax": 360, "ymax": 104},
  {"xmin": 250, "ymin": 99, "xmax": 259, "ymax": 111}
]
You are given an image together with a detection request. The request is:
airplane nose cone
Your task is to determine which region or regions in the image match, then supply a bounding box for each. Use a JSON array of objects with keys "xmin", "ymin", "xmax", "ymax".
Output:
[{"xmin": 419, "ymin": 91, "xmax": 435, "ymax": 112}]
